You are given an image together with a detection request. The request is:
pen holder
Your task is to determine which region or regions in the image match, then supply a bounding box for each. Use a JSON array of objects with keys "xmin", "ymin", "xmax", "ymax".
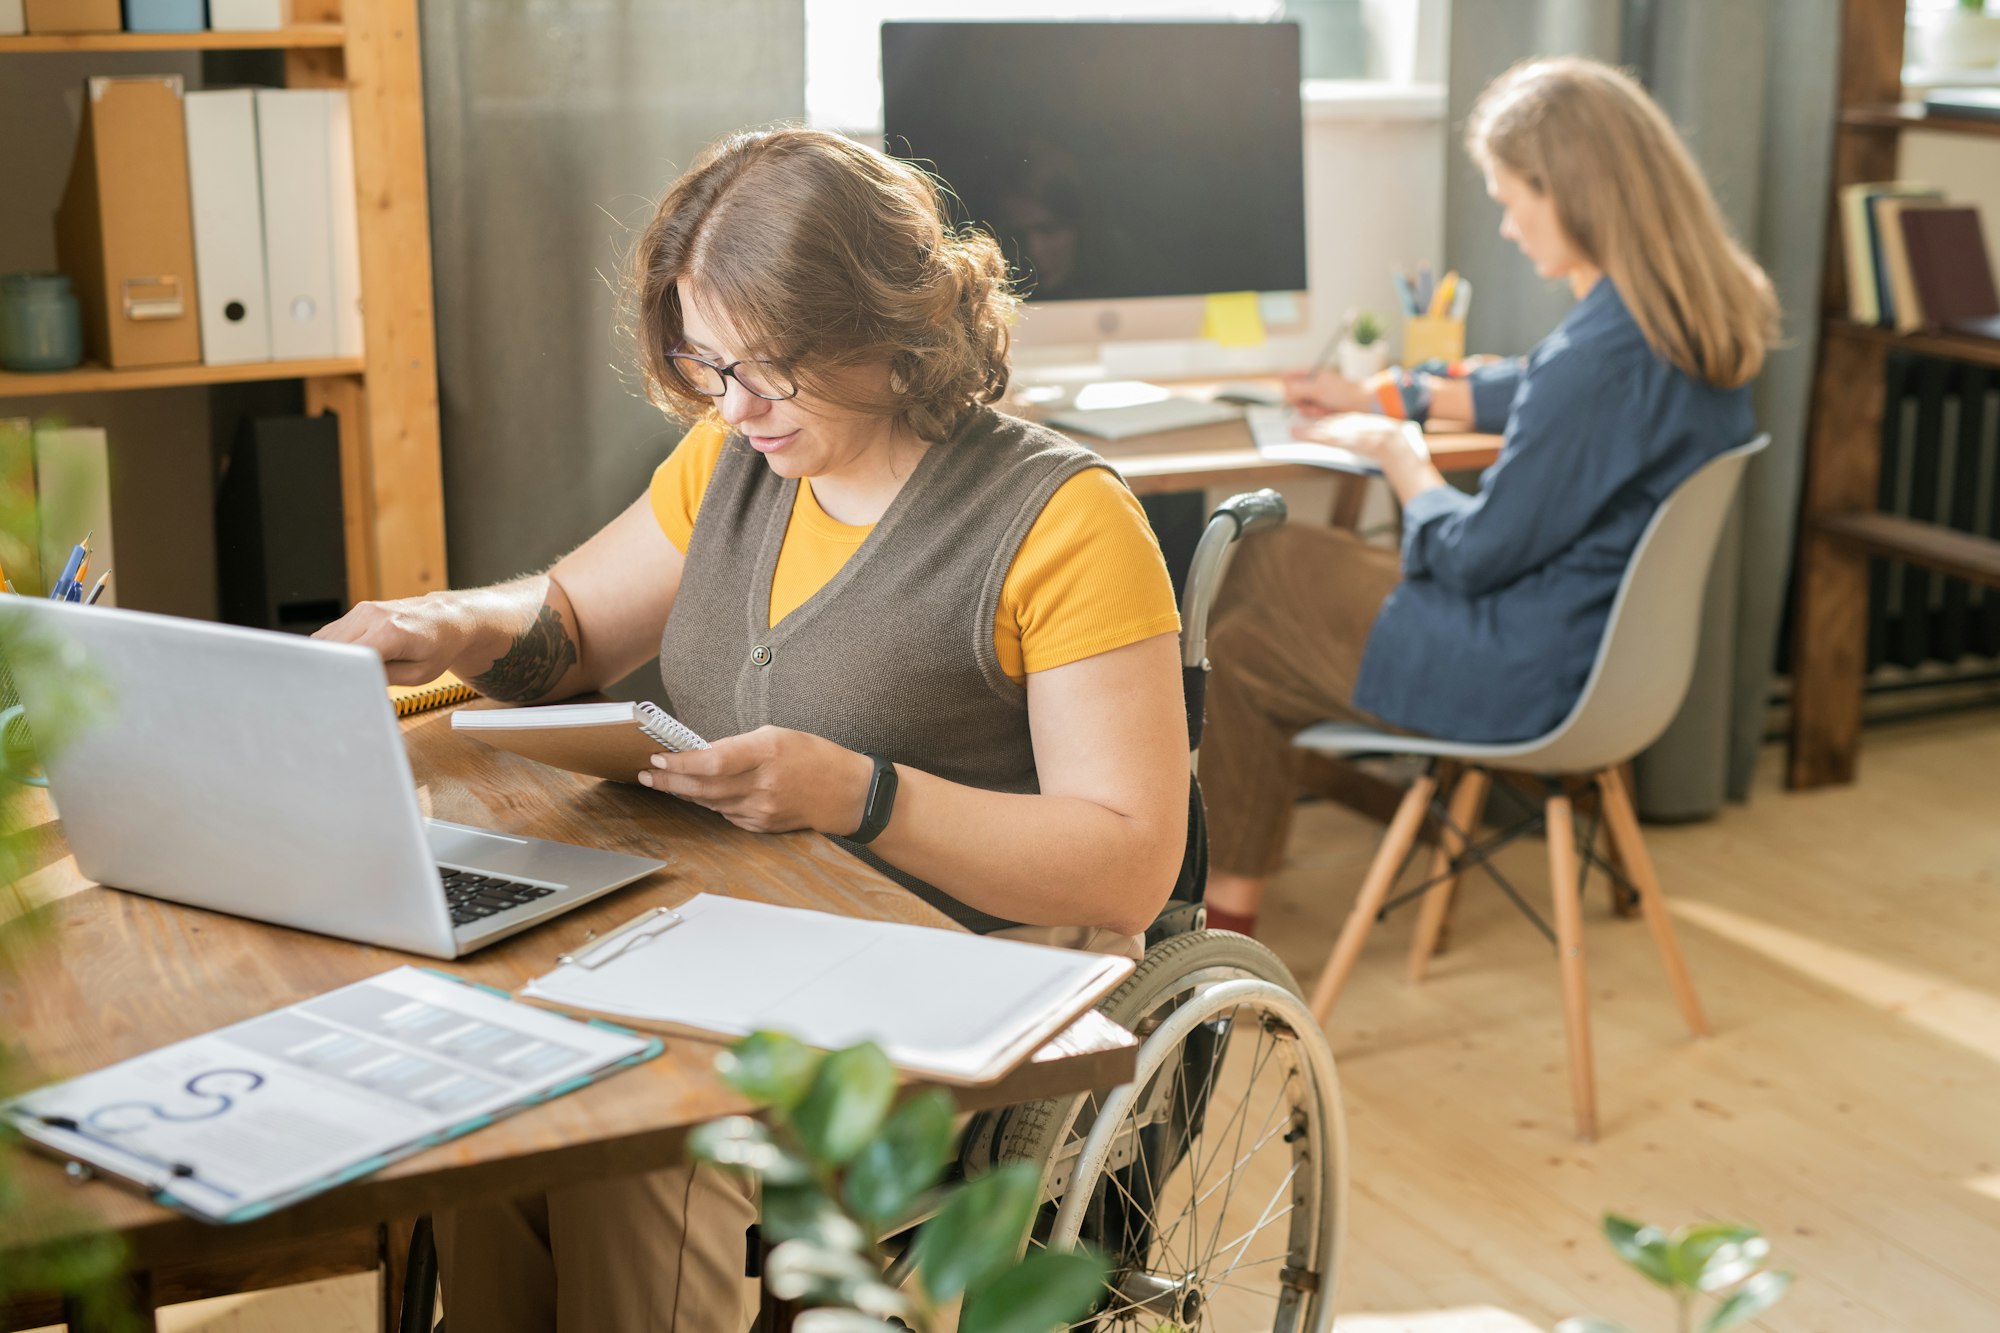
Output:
[{"xmin": 1402, "ymin": 315, "xmax": 1465, "ymax": 369}]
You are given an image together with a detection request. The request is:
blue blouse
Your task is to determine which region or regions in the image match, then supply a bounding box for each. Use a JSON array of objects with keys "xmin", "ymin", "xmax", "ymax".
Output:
[{"xmin": 1352, "ymin": 278, "xmax": 1755, "ymax": 743}]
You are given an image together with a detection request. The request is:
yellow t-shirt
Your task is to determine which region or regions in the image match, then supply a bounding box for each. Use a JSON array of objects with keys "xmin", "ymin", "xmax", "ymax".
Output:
[{"xmin": 648, "ymin": 420, "xmax": 1181, "ymax": 684}]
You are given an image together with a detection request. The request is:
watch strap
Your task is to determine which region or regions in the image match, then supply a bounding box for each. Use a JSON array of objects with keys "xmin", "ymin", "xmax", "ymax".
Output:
[{"xmin": 848, "ymin": 753, "xmax": 899, "ymax": 845}]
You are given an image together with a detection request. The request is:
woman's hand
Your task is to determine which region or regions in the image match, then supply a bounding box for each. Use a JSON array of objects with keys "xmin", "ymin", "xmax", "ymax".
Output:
[
  {"xmin": 1292, "ymin": 412, "xmax": 1448, "ymax": 506},
  {"xmin": 642, "ymin": 725, "xmax": 872, "ymax": 836},
  {"xmin": 1280, "ymin": 369, "xmax": 1373, "ymax": 417},
  {"xmin": 315, "ymin": 593, "xmax": 477, "ymax": 686}
]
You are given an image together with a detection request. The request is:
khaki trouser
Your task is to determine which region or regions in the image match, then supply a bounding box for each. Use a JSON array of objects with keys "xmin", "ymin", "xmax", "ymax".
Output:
[
  {"xmin": 436, "ymin": 1160, "xmax": 757, "ymax": 1333},
  {"xmin": 1201, "ymin": 526, "xmax": 1403, "ymax": 877}
]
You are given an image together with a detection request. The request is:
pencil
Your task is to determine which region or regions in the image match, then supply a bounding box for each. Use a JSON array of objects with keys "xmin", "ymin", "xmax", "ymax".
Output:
[{"xmin": 85, "ymin": 571, "xmax": 111, "ymax": 605}]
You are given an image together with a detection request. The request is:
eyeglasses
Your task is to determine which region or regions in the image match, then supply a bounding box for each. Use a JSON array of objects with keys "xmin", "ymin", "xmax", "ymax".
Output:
[{"xmin": 666, "ymin": 349, "xmax": 798, "ymax": 402}]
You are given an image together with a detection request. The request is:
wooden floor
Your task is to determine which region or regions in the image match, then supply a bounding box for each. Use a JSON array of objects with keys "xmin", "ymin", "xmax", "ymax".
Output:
[{"xmin": 29, "ymin": 714, "xmax": 2000, "ymax": 1332}]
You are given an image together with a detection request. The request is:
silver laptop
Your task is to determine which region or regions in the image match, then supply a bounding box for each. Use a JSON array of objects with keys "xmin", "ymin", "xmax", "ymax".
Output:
[{"xmin": 8, "ymin": 599, "xmax": 664, "ymax": 959}]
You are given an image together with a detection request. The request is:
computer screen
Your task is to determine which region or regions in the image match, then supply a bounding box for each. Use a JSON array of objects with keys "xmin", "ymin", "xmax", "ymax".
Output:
[{"xmin": 881, "ymin": 21, "xmax": 1307, "ymax": 306}]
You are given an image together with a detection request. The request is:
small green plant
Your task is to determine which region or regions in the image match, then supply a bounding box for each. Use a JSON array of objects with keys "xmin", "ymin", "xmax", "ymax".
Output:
[
  {"xmin": 691, "ymin": 1030, "xmax": 1107, "ymax": 1333},
  {"xmin": 1558, "ymin": 1214, "xmax": 1792, "ymax": 1333},
  {"xmin": 1349, "ymin": 310, "xmax": 1384, "ymax": 346},
  {"xmin": 1959, "ymin": 0, "xmax": 1988, "ymax": 16},
  {"xmin": 0, "ymin": 420, "xmax": 131, "ymax": 1327}
]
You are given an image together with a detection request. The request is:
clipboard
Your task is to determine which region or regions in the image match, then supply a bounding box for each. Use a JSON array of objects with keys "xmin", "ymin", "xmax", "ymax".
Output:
[
  {"xmin": 2, "ymin": 967, "xmax": 662, "ymax": 1225},
  {"xmin": 520, "ymin": 894, "xmax": 1134, "ymax": 1088}
]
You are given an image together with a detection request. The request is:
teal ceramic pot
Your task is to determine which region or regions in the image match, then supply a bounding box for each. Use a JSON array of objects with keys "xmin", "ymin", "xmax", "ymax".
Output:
[{"xmin": 0, "ymin": 273, "xmax": 86, "ymax": 373}]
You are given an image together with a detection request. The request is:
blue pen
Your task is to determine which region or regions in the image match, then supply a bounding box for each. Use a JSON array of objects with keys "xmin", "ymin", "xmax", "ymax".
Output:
[
  {"xmin": 1415, "ymin": 266, "xmax": 1434, "ymax": 315},
  {"xmin": 1393, "ymin": 269, "xmax": 1419, "ymax": 316},
  {"xmin": 49, "ymin": 533, "xmax": 89, "ymax": 601}
]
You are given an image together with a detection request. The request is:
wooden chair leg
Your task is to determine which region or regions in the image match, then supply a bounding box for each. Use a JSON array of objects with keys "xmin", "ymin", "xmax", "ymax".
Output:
[
  {"xmin": 1309, "ymin": 772, "xmax": 1437, "ymax": 1025},
  {"xmin": 1407, "ymin": 766, "xmax": 1490, "ymax": 983},
  {"xmin": 1544, "ymin": 791, "xmax": 1598, "ymax": 1142},
  {"xmin": 1596, "ymin": 766, "xmax": 1710, "ymax": 1037}
]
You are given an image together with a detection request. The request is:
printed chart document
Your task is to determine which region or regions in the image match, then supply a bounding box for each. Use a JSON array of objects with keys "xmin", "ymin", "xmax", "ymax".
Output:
[
  {"xmin": 2, "ymin": 967, "xmax": 653, "ymax": 1223},
  {"xmin": 523, "ymin": 894, "xmax": 1134, "ymax": 1085}
]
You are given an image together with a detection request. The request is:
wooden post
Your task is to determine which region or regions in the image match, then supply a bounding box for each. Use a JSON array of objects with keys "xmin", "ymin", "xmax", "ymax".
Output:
[{"xmin": 1785, "ymin": 0, "xmax": 1903, "ymax": 787}]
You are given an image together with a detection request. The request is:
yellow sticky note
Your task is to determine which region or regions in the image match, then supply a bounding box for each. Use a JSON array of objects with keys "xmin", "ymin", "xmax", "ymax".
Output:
[{"xmin": 1202, "ymin": 291, "xmax": 1265, "ymax": 347}]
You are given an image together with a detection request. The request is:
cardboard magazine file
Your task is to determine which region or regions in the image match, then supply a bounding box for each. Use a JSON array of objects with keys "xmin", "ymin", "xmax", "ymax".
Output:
[
  {"xmin": 55, "ymin": 76, "xmax": 204, "ymax": 369},
  {"xmin": 23, "ymin": 0, "xmax": 119, "ymax": 32}
]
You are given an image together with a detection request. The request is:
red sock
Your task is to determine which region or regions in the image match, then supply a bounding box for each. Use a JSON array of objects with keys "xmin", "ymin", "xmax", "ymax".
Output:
[{"xmin": 1204, "ymin": 905, "xmax": 1258, "ymax": 936}]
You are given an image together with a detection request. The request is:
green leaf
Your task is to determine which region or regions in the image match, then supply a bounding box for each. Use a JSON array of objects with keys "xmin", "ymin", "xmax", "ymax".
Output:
[
  {"xmin": 686, "ymin": 1116, "xmax": 811, "ymax": 1186},
  {"xmin": 1602, "ymin": 1213, "xmax": 1676, "ymax": 1289},
  {"xmin": 1702, "ymin": 1270, "xmax": 1794, "ymax": 1332},
  {"xmin": 959, "ymin": 1247, "xmax": 1109, "ymax": 1333},
  {"xmin": 1670, "ymin": 1222, "xmax": 1769, "ymax": 1292},
  {"xmin": 843, "ymin": 1089, "xmax": 956, "ymax": 1226},
  {"xmin": 915, "ymin": 1161, "xmax": 1042, "ymax": 1304},
  {"xmin": 761, "ymin": 1182, "xmax": 867, "ymax": 1251},
  {"xmin": 1554, "ymin": 1320, "xmax": 1638, "ymax": 1333},
  {"xmin": 718, "ymin": 1031, "xmax": 823, "ymax": 1112},
  {"xmin": 764, "ymin": 1238, "xmax": 880, "ymax": 1302},
  {"xmin": 792, "ymin": 1042, "xmax": 897, "ymax": 1166}
]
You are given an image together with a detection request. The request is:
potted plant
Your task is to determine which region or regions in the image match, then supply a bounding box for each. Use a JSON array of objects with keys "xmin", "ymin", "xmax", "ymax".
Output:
[
  {"xmin": 692, "ymin": 1030, "xmax": 1108, "ymax": 1332},
  {"xmin": 1557, "ymin": 1213, "xmax": 1793, "ymax": 1333},
  {"xmin": 1911, "ymin": 0, "xmax": 2000, "ymax": 71},
  {"xmin": 1337, "ymin": 310, "xmax": 1390, "ymax": 381}
]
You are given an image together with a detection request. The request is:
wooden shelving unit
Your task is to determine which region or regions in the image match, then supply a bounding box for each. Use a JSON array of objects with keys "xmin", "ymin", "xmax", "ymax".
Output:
[
  {"xmin": 0, "ymin": 356, "xmax": 363, "ymax": 398},
  {"xmin": 1, "ymin": 0, "xmax": 446, "ymax": 606},
  {"xmin": 1788, "ymin": 0, "xmax": 2000, "ymax": 789},
  {"xmin": 0, "ymin": 22, "xmax": 343, "ymax": 52}
]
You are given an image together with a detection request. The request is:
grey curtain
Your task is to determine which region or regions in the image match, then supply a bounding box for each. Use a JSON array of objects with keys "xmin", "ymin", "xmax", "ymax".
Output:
[
  {"xmin": 1444, "ymin": 0, "xmax": 1838, "ymax": 818},
  {"xmin": 420, "ymin": 0, "xmax": 805, "ymax": 693}
]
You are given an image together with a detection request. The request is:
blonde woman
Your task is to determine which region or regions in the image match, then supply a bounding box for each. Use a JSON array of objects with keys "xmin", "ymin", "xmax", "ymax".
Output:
[
  {"xmin": 1201, "ymin": 56, "xmax": 1778, "ymax": 936},
  {"xmin": 317, "ymin": 128, "xmax": 1188, "ymax": 1329}
]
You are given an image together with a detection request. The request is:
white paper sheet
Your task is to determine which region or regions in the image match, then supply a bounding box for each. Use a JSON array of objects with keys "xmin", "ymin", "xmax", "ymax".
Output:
[{"xmin": 524, "ymin": 894, "xmax": 1132, "ymax": 1084}]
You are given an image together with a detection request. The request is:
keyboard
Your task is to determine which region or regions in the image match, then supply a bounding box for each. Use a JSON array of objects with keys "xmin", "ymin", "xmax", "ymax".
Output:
[{"xmin": 438, "ymin": 867, "xmax": 558, "ymax": 927}]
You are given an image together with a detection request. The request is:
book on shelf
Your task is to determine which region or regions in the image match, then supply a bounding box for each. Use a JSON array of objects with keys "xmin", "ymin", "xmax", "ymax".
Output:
[
  {"xmin": 1873, "ymin": 195, "xmax": 1950, "ymax": 333},
  {"xmin": 1840, "ymin": 182, "xmax": 1933, "ymax": 325},
  {"xmin": 1899, "ymin": 206, "xmax": 2000, "ymax": 341},
  {"xmin": 1923, "ymin": 87, "xmax": 2000, "ymax": 121}
]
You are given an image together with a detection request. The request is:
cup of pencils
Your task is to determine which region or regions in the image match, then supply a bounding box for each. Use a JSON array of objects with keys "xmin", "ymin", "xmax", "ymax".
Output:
[
  {"xmin": 43, "ymin": 531, "xmax": 110, "ymax": 605},
  {"xmin": 1397, "ymin": 266, "xmax": 1470, "ymax": 367}
]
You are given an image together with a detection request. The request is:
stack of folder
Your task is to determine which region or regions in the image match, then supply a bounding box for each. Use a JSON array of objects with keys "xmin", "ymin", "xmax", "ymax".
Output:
[{"xmin": 55, "ymin": 75, "xmax": 365, "ymax": 371}]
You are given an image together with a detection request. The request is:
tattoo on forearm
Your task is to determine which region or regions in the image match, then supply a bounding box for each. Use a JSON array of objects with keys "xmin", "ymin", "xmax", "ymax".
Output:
[{"xmin": 470, "ymin": 602, "xmax": 579, "ymax": 702}]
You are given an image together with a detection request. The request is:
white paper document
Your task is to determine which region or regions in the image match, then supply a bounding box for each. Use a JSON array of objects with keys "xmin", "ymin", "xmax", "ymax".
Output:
[
  {"xmin": 3, "ymin": 967, "xmax": 649, "ymax": 1222},
  {"xmin": 524, "ymin": 894, "xmax": 1133, "ymax": 1085},
  {"xmin": 1247, "ymin": 408, "xmax": 1432, "ymax": 475}
]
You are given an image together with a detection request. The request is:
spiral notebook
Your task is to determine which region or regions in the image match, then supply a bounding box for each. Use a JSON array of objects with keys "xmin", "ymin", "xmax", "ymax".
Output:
[
  {"xmin": 387, "ymin": 670, "xmax": 478, "ymax": 717},
  {"xmin": 452, "ymin": 700, "xmax": 709, "ymax": 784}
]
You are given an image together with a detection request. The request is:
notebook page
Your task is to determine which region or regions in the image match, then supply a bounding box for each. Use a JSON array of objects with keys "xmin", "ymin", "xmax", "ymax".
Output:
[{"xmin": 753, "ymin": 931, "xmax": 1099, "ymax": 1080}]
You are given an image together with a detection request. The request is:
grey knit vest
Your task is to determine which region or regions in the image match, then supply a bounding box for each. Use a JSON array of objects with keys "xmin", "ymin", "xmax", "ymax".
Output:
[{"xmin": 658, "ymin": 406, "xmax": 1108, "ymax": 933}]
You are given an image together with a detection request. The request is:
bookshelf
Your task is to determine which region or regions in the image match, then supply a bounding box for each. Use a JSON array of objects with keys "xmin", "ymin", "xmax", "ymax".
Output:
[
  {"xmin": 1788, "ymin": 0, "xmax": 2000, "ymax": 789},
  {"xmin": 0, "ymin": 0, "xmax": 446, "ymax": 607}
]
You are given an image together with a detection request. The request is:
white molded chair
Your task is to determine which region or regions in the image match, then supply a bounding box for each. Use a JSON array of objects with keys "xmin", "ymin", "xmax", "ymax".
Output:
[{"xmin": 1293, "ymin": 434, "xmax": 1770, "ymax": 1140}]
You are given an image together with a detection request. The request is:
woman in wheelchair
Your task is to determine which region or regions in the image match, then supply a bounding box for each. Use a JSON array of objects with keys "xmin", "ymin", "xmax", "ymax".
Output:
[
  {"xmin": 315, "ymin": 127, "xmax": 1192, "ymax": 1331},
  {"xmin": 1199, "ymin": 56, "xmax": 1778, "ymax": 937}
]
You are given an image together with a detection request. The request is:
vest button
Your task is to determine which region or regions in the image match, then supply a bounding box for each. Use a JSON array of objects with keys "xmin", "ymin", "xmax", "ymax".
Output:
[{"xmin": 751, "ymin": 644, "xmax": 772, "ymax": 667}]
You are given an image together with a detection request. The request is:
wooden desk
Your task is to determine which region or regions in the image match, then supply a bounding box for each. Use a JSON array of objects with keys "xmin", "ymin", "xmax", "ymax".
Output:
[{"xmin": 0, "ymin": 707, "xmax": 1136, "ymax": 1327}]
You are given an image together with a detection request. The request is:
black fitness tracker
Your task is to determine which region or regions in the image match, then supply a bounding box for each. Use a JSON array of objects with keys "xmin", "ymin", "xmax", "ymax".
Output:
[{"xmin": 849, "ymin": 753, "xmax": 899, "ymax": 845}]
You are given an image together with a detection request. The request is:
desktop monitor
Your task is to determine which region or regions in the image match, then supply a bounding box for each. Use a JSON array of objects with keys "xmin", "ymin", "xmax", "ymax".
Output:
[{"xmin": 881, "ymin": 20, "xmax": 1308, "ymax": 352}]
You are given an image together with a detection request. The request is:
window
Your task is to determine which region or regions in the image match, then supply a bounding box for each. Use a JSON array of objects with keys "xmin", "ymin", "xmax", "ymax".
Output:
[{"xmin": 804, "ymin": 0, "xmax": 1442, "ymax": 133}]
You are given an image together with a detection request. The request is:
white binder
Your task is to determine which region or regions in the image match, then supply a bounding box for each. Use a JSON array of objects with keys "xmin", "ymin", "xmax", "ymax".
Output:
[
  {"xmin": 255, "ymin": 88, "xmax": 337, "ymax": 360},
  {"xmin": 326, "ymin": 90, "xmax": 365, "ymax": 358},
  {"xmin": 184, "ymin": 89, "xmax": 273, "ymax": 365},
  {"xmin": 0, "ymin": 0, "xmax": 25, "ymax": 36},
  {"xmin": 207, "ymin": 0, "xmax": 287, "ymax": 29}
]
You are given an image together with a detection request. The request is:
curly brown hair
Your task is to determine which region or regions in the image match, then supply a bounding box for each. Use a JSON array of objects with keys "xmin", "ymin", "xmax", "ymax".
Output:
[{"xmin": 629, "ymin": 127, "xmax": 1017, "ymax": 441}]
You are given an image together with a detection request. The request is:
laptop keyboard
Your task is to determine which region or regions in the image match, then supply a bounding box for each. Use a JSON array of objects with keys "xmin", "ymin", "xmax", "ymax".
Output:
[{"xmin": 439, "ymin": 868, "xmax": 558, "ymax": 928}]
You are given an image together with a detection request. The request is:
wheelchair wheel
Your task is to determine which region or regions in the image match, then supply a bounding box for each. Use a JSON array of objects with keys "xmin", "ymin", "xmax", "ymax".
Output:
[{"xmin": 997, "ymin": 930, "xmax": 1345, "ymax": 1332}]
